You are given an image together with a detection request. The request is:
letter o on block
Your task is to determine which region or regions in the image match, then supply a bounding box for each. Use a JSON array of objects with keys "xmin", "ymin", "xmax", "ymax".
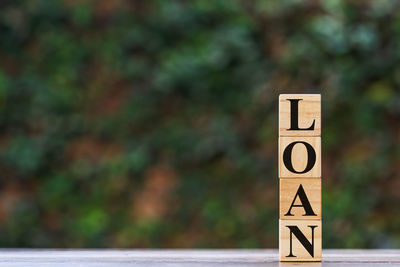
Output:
[
  {"xmin": 283, "ymin": 142, "xmax": 316, "ymax": 174},
  {"xmin": 279, "ymin": 137, "xmax": 321, "ymax": 178}
]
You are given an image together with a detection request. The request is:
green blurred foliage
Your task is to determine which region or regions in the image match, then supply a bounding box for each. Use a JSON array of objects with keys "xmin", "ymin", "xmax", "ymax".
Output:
[{"xmin": 0, "ymin": 0, "xmax": 399, "ymax": 248}]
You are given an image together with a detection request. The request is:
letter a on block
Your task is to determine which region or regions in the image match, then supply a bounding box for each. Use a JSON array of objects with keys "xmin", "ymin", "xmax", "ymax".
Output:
[
  {"xmin": 279, "ymin": 94, "xmax": 321, "ymax": 137},
  {"xmin": 280, "ymin": 178, "xmax": 321, "ymax": 220},
  {"xmin": 280, "ymin": 220, "xmax": 322, "ymax": 261}
]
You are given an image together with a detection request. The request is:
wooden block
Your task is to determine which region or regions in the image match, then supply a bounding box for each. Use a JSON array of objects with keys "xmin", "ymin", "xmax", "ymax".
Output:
[
  {"xmin": 279, "ymin": 94, "xmax": 321, "ymax": 137},
  {"xmin": 279, "ymin": 219, "xmax": 322, "ymax": 261},
  {"xmin": 279, "ymin": 136, "xmax": 321, "ymax": 178},
  {"xmin": 280, "ymin": 178, "xmax": 321, "ymax": 220}
]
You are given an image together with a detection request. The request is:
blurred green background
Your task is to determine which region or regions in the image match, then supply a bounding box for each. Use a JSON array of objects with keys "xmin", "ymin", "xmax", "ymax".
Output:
[{"xmin": 0, "ymin": 0, "xmax": 399, "ymax": 248}]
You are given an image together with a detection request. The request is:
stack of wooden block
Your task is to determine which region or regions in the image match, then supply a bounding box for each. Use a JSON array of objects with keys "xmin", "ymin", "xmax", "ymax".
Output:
[{"xmin": 279, "ymin": 94, "xmax": 322, "ymax": 262}]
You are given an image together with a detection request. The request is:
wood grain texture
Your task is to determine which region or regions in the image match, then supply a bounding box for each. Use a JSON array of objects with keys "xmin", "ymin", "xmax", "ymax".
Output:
[
  {"xmin": 0, "ymin": 249, "xmax": 398, "ymax": 267},
  {"xmin": 280, "ymin": 178, "xmax": 321, "ymax": 220},
  {"xmin": 279, "ymin": 137, "xmax": 321, "ymax": 178},
  {"xmin": 279, "ymin": 94, "xmax": 321, "ymax": 137},
  {"xmin": 280, "ymin": 219, "xmax": 322, "ymax": 262}
]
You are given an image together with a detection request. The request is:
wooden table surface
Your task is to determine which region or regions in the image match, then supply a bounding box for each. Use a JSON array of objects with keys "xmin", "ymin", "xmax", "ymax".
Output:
[{"xmin": 0, "ymin": 249, "xmax": 398, "ymax": 267}]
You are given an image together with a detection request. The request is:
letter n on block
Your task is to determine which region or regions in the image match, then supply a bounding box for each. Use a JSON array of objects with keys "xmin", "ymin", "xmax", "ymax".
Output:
[{"xmin": 280, "ymin": 220, "xmax": 322, "ymax": 261}]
